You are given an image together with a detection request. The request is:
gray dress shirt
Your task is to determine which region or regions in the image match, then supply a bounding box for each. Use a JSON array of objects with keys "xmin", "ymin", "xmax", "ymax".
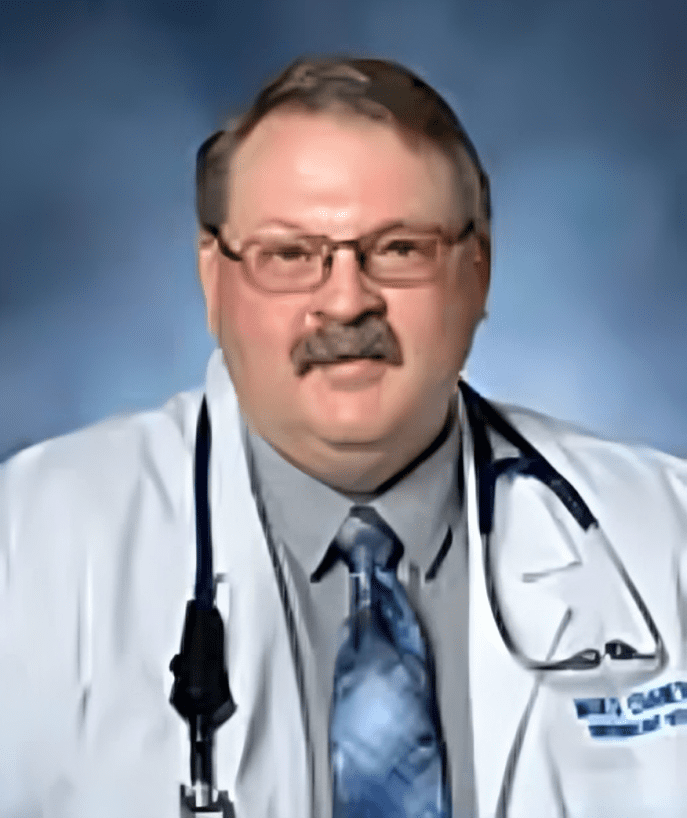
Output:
[{"xmin": 240, "ymin": 396, "xmax": 475, "ymax": 817}]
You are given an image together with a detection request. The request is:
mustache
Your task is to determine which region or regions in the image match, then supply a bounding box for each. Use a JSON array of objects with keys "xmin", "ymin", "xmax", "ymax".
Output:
[{"xmin": 292, "ymin": 315, "xmax": 403, "ymax": 376}]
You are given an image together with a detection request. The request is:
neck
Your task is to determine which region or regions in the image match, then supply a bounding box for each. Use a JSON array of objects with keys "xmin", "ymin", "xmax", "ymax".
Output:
[
  {"xmin": 340, "ymin": 397, "xmax": 457, "ymax": 501},
  {"xmin": 261, "ymin": 396, "xmax": 458, "ymax": 498}
]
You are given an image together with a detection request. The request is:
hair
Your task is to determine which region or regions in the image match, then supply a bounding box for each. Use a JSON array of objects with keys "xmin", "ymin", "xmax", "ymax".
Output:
[{"xmin": 196, "ymin": 55, "xmax": 491, "ymax": 237}]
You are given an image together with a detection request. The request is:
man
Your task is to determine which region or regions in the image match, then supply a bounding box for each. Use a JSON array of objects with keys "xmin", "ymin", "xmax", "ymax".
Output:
[{"xmin": 1, "ymin": 55, "xmax": 686, "ymax": 818}]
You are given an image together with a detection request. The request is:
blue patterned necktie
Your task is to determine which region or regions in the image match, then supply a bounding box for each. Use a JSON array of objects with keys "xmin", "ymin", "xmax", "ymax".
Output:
[{"xmin": 326, "ymin": 505, "xmax": 451, "ymax": 818}]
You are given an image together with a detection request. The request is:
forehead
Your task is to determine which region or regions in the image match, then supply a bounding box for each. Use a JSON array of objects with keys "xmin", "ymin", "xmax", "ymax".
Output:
[{"xmin": 227, "ymin": 109, "xmax": 460, "ymax": 234}]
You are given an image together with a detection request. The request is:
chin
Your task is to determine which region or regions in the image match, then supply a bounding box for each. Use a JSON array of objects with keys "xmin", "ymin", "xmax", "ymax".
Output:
[{"xmin": 307, "ymin": 405, "xmax": 401, "ymax": 448}]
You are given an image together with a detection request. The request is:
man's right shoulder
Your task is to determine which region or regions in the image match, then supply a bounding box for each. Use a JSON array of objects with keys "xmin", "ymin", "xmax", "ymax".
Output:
[
  {"xmin": 0, "ymin": 386, "xmax": 206, "ymax": 552},
  {"xmin": 3, "ymin": 385, "xmax": 203, "ymax": 476}
]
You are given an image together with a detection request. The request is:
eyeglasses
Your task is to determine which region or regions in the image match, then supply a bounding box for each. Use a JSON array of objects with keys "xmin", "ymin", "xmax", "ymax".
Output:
[{"xmin": 214, "ymin": 220, "xmax": 476, "ymax": 294}]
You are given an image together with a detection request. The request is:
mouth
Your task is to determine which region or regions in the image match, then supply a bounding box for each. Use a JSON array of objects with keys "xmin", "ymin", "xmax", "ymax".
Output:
[
  {"xmin": 311, "ymin": 358, "xmax": 391, "ymax": 390},
  {"xmin": 299, "ymin": 354, "xmax": 389, "ymax": 377}
]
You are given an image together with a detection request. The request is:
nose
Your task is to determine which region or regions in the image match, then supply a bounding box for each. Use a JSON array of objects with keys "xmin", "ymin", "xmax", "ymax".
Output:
[{"xmin": 309, "ymin": 246, "xmax": 386, "ymax": 323}]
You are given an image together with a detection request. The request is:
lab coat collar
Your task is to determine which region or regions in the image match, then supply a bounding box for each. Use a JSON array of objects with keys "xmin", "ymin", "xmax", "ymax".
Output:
[{"xmin": 204, "ymin": 349, "xmax": 314, "ymax": 818}]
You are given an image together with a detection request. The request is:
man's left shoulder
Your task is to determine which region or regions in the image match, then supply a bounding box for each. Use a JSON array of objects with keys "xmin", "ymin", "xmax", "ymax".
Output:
[
  {"xmin": 494, "ymin": 399, "xmax": 687, "ymax": 537},
  {"xmin": 497, "ymin": 400, "xmax": 687, "ymax": 487}
]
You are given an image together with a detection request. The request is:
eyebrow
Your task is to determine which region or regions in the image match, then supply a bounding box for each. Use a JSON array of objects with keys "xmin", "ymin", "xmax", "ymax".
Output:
[
  {"xmin": 254, "ymin": 219, "xmax": 306, "ymax": 231},
  {"xmin": 248, "ymin": 218, "xmax": 446, "ymax": 236}
]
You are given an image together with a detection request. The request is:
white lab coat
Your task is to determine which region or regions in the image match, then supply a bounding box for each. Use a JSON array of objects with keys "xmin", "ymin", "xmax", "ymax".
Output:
[{"xmin": 1, "ymin": 348, "xmax": 687, "ymax": 818}]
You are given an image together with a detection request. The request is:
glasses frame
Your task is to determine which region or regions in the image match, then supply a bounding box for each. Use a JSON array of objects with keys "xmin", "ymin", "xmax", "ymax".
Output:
[{"xmin": 213, "ymin": 219, "xmax": 476, "ymax": 294}]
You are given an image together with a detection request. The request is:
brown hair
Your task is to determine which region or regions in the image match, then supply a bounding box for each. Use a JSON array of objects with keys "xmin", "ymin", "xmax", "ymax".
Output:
[{"xmin": 196, "ymin": 56, "xmax": 491, "ymax": 236}]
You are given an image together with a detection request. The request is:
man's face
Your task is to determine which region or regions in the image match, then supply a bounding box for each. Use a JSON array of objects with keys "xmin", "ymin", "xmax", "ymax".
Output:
[{"xmin": 199, "ymin": 109, "xmax": 489, "ymax": 487}]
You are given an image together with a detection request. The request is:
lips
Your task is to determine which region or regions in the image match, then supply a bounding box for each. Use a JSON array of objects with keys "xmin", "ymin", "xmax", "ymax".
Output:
[
  {"xmin": 300, "ymin": 354, "xmax": 389, "ymax": 377},
  {"xmin": 314, "ymin": 358, "xmax": 389, "ymax": 390}
]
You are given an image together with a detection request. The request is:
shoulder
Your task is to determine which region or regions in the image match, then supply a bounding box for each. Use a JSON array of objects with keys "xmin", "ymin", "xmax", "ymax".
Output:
[
  {"xmin": 0, "ymin": 386, "xmax": 204, "ymax": 565},
  {"xmin": 494, "ymin": 398, "xmax": 687, "ymax": 493},
  {"xmin": 2, "ymin": 385, "xmax": 202, "ymax": 486},
  {"xmin": 489, "ymin": 397, "xmax": 687, "ymax": 552}
]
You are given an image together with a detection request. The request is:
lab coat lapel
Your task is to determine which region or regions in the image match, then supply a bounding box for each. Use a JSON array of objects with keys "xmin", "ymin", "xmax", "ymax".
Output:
[
  {"xmin": 487, "ymin": 419, "xmax": 661, "ymax": 674},
  {"xmin": 461, "ymin": 390, "xmax": 661, "ymax": 817},
  {"xmin": 462, "ymin": 392, "xmax": 540, "ymax": 818},
  {"xmin": 204, "ymin": 350, "xmax": 312, "ymax": 818}
]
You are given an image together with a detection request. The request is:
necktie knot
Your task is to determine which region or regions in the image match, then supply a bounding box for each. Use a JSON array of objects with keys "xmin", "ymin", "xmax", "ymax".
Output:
[
  {"xmin": 310, "ymin": 506, "xmax": 404, "ymax": 584},
  {"xmin": 334, "ymin": 505, "xmax": 404, "ymax": 574}
]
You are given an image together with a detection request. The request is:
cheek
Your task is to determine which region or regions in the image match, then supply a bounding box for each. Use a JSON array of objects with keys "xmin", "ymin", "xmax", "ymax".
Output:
[
  {"xmin": 217, "ymin": 277, "xmax": 300, "ymax": 377},
  {"xmin": 390, "ymin": 289, "xmax": 473, "ymax": 368}
]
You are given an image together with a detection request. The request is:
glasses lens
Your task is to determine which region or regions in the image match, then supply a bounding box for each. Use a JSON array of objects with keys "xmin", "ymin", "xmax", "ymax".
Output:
[
  {"xmin": 370, "ymin": 233, "xmax": 440, "ymax": 280},
  {"xmin": 249, "ymin": 238, "xmax": 323, "ymax": 292}
]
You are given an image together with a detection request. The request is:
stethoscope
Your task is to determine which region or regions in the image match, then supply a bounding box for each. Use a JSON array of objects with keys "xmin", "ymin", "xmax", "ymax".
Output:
[
  {"xmin": 458, "ymin": 380, "xmax": 665, "ymax": 673},
  {"xmin": 169, "ymin": 381, "xmax": 666, "ymax": 816}
]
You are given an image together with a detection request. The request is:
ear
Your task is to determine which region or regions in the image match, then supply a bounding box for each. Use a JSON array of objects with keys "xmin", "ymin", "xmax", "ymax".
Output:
[{"xmin": 197, "ymin": 229, "xmax": 220, "ymax": 339}]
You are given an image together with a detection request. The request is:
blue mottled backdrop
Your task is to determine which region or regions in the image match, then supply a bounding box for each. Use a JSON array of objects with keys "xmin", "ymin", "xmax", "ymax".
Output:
[{"xmin": 1, "ymin": 0, "xmax": 685, "ymax": 459}]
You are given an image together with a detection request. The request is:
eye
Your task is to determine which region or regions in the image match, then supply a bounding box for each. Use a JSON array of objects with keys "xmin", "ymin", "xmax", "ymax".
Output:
[
  {"xmin": 374, "ymin": 233, "xmax": 439, "ymax": 259},
  {"xmin": 377, "ymin": 238, "xmax": 422, "ymax": 257},
  {"xmin": 268, "ymin": 243, "xmax": 314, "ymax": 262}
]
